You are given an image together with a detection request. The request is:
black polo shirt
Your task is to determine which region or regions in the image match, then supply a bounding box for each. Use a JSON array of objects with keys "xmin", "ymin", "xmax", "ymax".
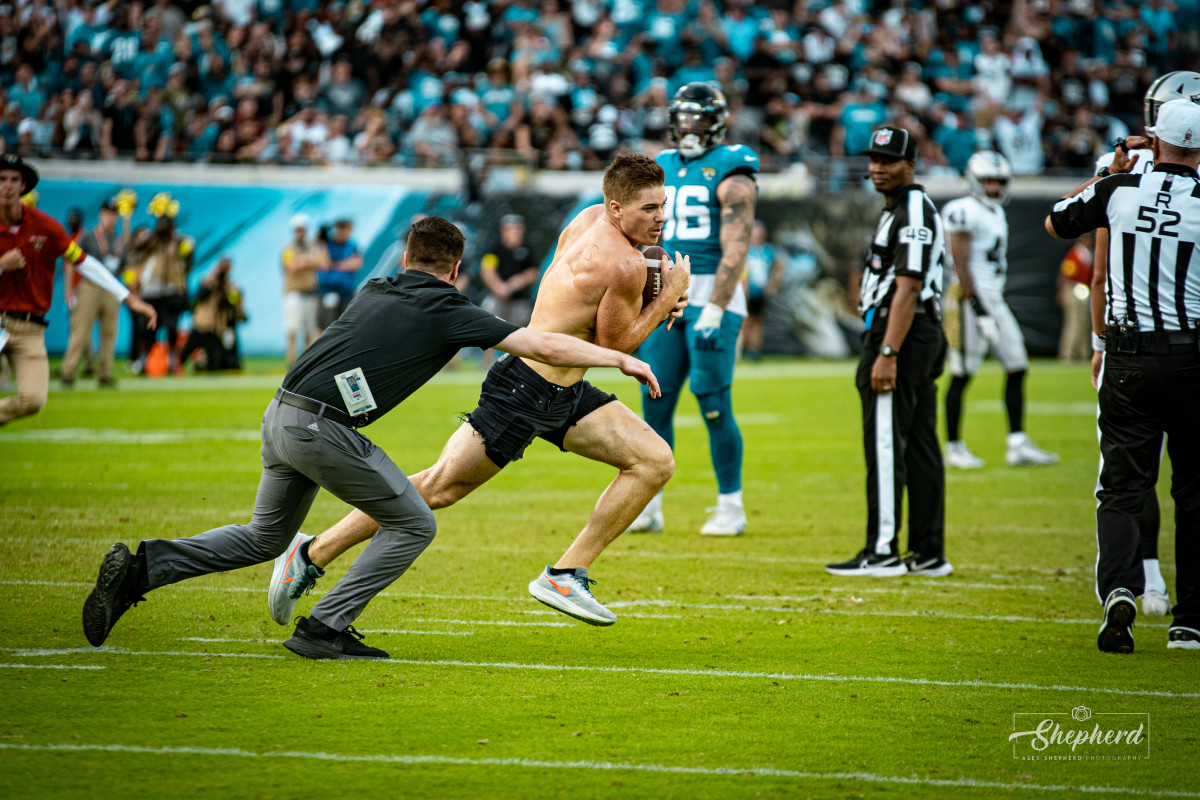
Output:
[
  {"xmin": 489, "ymin": 242, "xmax": 537, "ymax": 301},
  {"xmin": 282, "ymin": 270, "xmax": 519, "ymax": 424}
]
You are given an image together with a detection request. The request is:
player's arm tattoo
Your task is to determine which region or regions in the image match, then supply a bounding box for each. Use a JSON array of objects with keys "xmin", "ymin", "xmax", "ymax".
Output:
[{"xmin": 712, "ymin": 174, "xmax": 757, "ymax": 308}]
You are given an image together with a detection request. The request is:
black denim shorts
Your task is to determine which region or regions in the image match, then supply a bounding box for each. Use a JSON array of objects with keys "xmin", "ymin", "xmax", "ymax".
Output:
[{"xmin": 466, "ymin": 353, "xmax": 617, "ymax": 467}]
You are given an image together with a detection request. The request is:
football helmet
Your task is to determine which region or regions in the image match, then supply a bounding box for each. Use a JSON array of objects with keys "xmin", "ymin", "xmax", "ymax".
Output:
[
  {"xmin": 669, "ymin": 82, "xmax": 728, "ymax": 157},
  {"xmin": 1144, "ymin": 70, "xmax": 1200, "ymax": 134},
  {"xmin": 965, "ymin": 150, "xmax": 1012, "ymax": 206}
]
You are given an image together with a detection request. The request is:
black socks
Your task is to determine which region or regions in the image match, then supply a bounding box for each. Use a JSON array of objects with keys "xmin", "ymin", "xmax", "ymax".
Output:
[
  {"xmin": 945, "ymin": 375, "xmax": 971, "ymax": 441},
  {"xmin": 1006, "ymin": 370, "xmax": 1026, "ymax": 434}
]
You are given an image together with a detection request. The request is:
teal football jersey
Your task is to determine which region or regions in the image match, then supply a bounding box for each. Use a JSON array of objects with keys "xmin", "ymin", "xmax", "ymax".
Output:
[{"xmin": 656, "ymin": 145, "xmax": 759, "ymax": 275}]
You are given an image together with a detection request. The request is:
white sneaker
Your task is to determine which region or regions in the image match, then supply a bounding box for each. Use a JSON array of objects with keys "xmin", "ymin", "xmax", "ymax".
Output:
[
  {"xmin": 1141, "ymin": 589, "xmax": 1171, "ymax": 616},
  {"xmin": 528, "ymin": 566, "xmax": 616, "ymax": 626},
  {"xmin": 700, "ymin": 504, "xmax": 746, "ymax": 536},
  {"xmin": 268, "ymin": 532, "xmax": 322, "ymax": 625},
  {"xmin": 1006, "ymin": 434, "xmax": 1059, "ymax": 466},
  {"xmin": 626, "ymin": 505, "xmax": 664, "ymax": 534},
  {"xmin": 945, "ymin": 441, "xmax": 985, "ymax": 469}
]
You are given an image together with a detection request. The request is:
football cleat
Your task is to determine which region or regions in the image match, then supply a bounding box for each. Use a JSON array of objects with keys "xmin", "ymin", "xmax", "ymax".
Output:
[
  {"xmin": 1098, "ymin": 588, "xmax": 1137, "ymax": 654},
  {"xmin": 528, "ymin": 566, "xmax": 616, "ymax": 626},
  {"xmin": 700, "ymin": 504, "xmax": 746, "ymax": 536},
  {"xmin": 626, "ymin": 506, "xmax": 664, "ymax": 534},
  {"xmin": 945, "ymin": 441, "xmax": 985, "ymax": 469},
  {"xmin": 1006, "ymin": 433, "xmax": 1059, "ymax": 466},
  {"xmin": 1141, "ymin": 589, "xmax": 1171, "ymax": 617},
  {"xmin": 1167, "ymin": 627, "xmax": 1200, "ymax": 650}
]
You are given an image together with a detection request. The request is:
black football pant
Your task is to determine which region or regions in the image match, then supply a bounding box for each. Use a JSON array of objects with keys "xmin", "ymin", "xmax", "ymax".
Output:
[
  {"xmin": 857, "ymin": 313, "xmax": 947, "ymax": 559},
  {"xmin": 1096, "ymin": 340, "xmax": 1200, "ymax": 630}
]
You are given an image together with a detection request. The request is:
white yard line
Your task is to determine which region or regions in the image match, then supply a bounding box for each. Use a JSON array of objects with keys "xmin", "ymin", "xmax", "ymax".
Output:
[
  {"xmin": 0, "ymin": 579, "xmax": 1170, "ymax": 627},
  {"xmin": 7, "ymin": 647, "xmax": 285, "ymax": 660},
  {"xmin": 3, "ymin": 648, "xmax": 1193, "ymax": 699},
  {"xmin": 364, "ymin": 618, "xmax": 571, "ymax": 628},
  {"xmin": 0, "ymin": 663, "xmax": 105, "ymax": 670},
  {"xmin": 0, "ymin": 742, "xmax": 1193, "ymax": 797}
]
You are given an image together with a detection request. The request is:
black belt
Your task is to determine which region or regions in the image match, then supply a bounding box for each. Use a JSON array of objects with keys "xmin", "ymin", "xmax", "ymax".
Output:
[
  {"xmin": 274, "ymin": 388, "xmax": 368, "ymax": 428},
  {"xmin": 0, "ymin": 309, "xmax": 47, "ymax": 327},
  {"xmin": 866, "ymin": 299, "xmax": 939, "ymax": 323},
  {"xmin": 1105, "ymin": 326, "xmax": 1197, "ymax": 354}
]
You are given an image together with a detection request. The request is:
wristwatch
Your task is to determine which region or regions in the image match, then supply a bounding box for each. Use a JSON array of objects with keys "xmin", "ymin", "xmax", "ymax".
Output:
[{"xmin": 879, "ymin": 344, "xmax": 899, "ymax": 358}]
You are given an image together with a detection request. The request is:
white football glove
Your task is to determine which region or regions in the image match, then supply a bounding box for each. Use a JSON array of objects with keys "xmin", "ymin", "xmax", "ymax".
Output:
[
  {"xmin": 977, "ymin": 315, "xmax": 1000, "ymax": 345},
  {"xmin": 693, "ymin": 302, "xmax": 724, "ymax": 344}
]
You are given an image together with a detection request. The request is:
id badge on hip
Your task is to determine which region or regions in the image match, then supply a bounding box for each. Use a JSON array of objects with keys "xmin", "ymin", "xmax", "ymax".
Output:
[
  {"xmin": 0, "ymin": 326, "xmax": 9, "ymax": 356},
  {"xmin": 334, "ymin": 367, "xmax": 378, "ymax": 417}
]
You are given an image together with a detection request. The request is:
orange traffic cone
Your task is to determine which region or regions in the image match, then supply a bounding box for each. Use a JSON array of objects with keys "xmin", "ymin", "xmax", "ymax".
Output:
[{"xmin": 144, "ymin": 341, "xmax": 170, "ymax": 378}]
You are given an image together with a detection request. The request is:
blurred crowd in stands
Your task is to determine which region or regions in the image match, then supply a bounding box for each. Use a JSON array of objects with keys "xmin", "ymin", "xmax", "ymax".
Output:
[{"xmin": 0, "ymin": 0, "xmax": 1196, "ymax": 174}]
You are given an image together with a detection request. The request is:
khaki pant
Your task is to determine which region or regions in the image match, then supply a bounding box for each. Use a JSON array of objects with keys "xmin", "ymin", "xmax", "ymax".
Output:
[
  {"xmin": 62, "ymin": 281, "xmax": 120, "ymax": 382},
  {"xmin": 1058, "ymin": 282, "xmax": 1092, "ymax": 362},
  {"xmin": 0, "ymin": 316, "xmax": 49, "ymax": 425}
]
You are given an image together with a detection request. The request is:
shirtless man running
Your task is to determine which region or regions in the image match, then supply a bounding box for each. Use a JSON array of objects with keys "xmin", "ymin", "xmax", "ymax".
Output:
[{"xmin": 267, "ymin": 152, "xmax": 690, "ymax": 626}]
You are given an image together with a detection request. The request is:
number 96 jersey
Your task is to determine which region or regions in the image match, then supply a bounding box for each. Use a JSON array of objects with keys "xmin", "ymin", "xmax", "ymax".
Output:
[
  {"xmin": 940, "ymin": 195, "xmax": 1009, "ymax": 294},
  {"xmin": 656, "ymin": 144, "xmax": 759, "ymax": 312}
]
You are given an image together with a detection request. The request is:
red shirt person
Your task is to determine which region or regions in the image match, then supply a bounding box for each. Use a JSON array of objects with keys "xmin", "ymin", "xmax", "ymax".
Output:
[{"xmin": 0, "ymin": 154, "xmax": 156, "ymax": 425}]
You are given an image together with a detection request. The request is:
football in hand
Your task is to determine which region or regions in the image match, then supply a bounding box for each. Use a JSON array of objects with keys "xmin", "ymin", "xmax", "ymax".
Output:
[{"xmin": 642, "ymin": 246, "xmax": 669, "ymax": 308}]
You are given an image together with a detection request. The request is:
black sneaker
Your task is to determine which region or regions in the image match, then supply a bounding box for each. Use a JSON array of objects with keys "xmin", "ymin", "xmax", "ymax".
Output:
[
  {"xmin": 82, "ymin": 542, "xmax": 146, "ymax": 647},
  {"xmin": 904, "ymin": 553, "xmax": 954, "ymax": 577},
  {"xmin": 1167, "ymin": 626, "xmax": 1200, "ymax": 650},
  {"xmin": 825, "ymin": 549, "xmax": 907, "ymax": 577},
  {"xmin": 283, "ymin": 616, "xmax": 390, "ymax": 660},
  {"xmin": 1098, "ymin": 588, "xmax": 1137, "ymax": 654}
]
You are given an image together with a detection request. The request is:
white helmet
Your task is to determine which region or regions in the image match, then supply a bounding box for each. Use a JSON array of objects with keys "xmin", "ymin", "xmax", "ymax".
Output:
[
  {"xmin": 965, "ymin": 151, "xmax": 1012, "ymax": 206},
  {"xmin": 1144, "ymin": 70, "xmax": 1200, "ymax": 135}
]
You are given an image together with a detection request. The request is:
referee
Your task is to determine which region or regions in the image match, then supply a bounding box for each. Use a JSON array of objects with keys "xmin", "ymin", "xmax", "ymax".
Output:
[
  {"xmin": 82, "ymin": 216, "xmax": 662, "ymax": 660},
  {"xmin": 827, "ymin": 127, "xmax": 951, "ymax": 578},
  {"xmin": 1046, "ymin": 99, "xmax": 1200, "ymax": 653}
]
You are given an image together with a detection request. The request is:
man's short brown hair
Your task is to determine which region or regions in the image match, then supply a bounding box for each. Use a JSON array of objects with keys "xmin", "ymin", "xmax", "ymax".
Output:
[
  {"xmin": 602, "ymin": 152, "xmax": 665, "ymax": 206},
  {"xmin": 406, "ymin": 216, "xmax": 465, "ymax": 274}
]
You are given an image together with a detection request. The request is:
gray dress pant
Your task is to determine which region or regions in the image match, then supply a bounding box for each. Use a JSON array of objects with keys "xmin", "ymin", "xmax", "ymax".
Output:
[{"xmin": 143, "ymin": 398, "xmax": 436, "ymax": 630}]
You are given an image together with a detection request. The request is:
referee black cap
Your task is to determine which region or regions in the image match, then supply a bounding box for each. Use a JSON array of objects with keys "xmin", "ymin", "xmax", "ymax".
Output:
[
  {"xmin": 860, "ymin": 127, "xmax": 918, "ymax": 161},
  {"xmin": 0, "ymin": 153, "xmax": 39, "ymax": 193}
]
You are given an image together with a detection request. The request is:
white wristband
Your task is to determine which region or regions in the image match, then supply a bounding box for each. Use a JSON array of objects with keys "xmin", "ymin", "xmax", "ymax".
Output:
[{"xmin": 1092, "ymin": 332, "xmax": 1105, "ymax": 353}]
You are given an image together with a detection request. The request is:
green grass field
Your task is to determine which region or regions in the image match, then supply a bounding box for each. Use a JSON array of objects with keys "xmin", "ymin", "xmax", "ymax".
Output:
[{"xmin": 1, "ymin": 359, "xmax": 1196, "ymax": 799}]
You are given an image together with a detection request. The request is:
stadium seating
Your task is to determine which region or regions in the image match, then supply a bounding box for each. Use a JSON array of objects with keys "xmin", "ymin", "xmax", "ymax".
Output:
[{"xmin": 0, "ymin": 0, "xmax": 1195, "ymax": 175}]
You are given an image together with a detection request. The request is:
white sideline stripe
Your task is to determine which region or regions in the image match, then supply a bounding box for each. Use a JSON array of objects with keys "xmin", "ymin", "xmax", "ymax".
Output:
[
  {"xmin": 4, "ymin": 648, "xmax": 1193, "ymax": 699},
  {"xmin": 368, "ymin": 617, "xmax": 571, "ymax": 628},
  {"xmin": 525, "ymin": 618, "xmax": 686, "ymax": 623},
  {"xmin": 0, "ymin": 428, "xmax": 262, "ymax": 444},
  {"xmin": 2, "ymin": 580, "xmax": 1166, "ymax": 628},
  {"xmin": 0, "ymin": 663, "xmax": 105, "ymax": 670},
  {"xmin": 331, "ymin": 630, "xmax": 475, "ymax": 636},
  {"xmin": 0, "ymin": 743, "xmax": 1195, "ymax": 798},
  {"xmin": 7, "ymin": 648, "xmax": 285, "ymax": 660}
]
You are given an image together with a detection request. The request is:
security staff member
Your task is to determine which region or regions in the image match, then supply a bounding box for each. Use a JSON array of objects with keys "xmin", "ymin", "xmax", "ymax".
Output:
[
  {"xmin": 1046, "ymin": 99, "xmax": 1200, "ymax": 654},
  {"xmin": 82, "ymin": 216, "xmax": 662, "ymax": 661},
  {"xmin": 827, "ymin": 127, "xmax": 951, "ymax": 578},
  {"xmin": 0, "ymin": 155, "xmax": 157, "ymax": 425}
]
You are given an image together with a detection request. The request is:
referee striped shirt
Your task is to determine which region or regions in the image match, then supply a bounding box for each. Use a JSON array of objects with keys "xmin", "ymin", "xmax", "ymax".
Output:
[
  {"xmin": 1049, "ymin": 163, "xmax": 1200, "ymax": 332},
  {"xmin": 859, "ymin": 184, "xmax": 945, "ymax": 315}
]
